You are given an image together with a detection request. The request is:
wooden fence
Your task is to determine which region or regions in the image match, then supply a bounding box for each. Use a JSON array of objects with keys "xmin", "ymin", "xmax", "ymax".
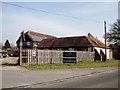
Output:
[{"xmin": 21, "ymin": 49, "xmax": 95, "ymax": 65}]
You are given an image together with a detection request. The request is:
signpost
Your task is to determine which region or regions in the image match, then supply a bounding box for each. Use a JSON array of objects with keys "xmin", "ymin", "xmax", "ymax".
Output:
[{"xmin": 32, "ymin": 50, "xmax": 36, "ymax": 57}]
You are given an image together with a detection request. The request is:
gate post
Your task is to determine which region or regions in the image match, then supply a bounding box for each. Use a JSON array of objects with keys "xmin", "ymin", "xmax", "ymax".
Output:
[
  {"xmin": 28, "ymin": 49, "xmax": 29, "ymax": 65},
  {"xmin": 20, "ymin": 37, "xmax": 22, "ymax": 66}
]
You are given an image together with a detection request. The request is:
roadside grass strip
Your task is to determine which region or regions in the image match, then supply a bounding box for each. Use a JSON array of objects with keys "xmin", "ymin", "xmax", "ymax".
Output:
[{"xmin": 25, "ymin": 60, "xmax": 119, "ymax": 70}]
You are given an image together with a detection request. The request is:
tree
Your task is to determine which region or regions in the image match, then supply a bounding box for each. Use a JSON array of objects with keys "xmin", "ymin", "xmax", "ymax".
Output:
[
  {"xmin": 4, "ymin": 40, "xmax": 11, "ymax": 49},
  {"xmin": 106, "ymin": 19, "xmax": 120, "ymax": 44},
  {"xmin": 106, "ymin": 19, "xmax": 120, "ymax": 60}
]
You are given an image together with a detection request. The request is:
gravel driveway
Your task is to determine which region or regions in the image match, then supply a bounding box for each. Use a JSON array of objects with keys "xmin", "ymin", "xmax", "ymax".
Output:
[{"xmin": 0, "ymin": 57, "xmax": 27, "ymax": 71}]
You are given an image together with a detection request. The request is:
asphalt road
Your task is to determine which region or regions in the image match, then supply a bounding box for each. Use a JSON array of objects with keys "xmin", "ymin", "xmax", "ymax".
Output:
[
  {"xmin": 40, "ymin": 69, "xmax": 119, "ymax": 88},
  {"xmin": 2, "ymin": 67, "xmax": 119, "ymax": 89}
]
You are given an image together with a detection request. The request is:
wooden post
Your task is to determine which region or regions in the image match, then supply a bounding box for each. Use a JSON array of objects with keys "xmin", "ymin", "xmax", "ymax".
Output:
[
  {"xmin": 38, "ymin": 50, "xmax": 40, "ymax": 64},
  {"xmin": 30, "ymin": 50, "xmax": 31, "ymax": 64},
  {"xmin": 28, "ymin": 49, "xmax": 29, "ymax": 65},
  {"xmin": 20, "ymin": 36, "xmax": 22, "ymax": 65}
]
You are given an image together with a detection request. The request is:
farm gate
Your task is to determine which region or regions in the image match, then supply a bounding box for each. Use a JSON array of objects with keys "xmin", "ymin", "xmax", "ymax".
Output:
[{"xmin": 20, "ymin": 49, "xmax": 95, "ymax": 65}]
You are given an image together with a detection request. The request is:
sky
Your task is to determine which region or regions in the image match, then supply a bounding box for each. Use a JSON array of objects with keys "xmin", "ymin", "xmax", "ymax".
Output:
[{"xmin": 1, "ymin": 1, "xmax": 118, "ymax": 45}]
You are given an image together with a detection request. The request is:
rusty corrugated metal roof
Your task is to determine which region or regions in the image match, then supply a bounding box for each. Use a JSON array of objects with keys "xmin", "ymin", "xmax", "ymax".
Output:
[{"xmin": 38, "ymin": 35, "xmax": 106, "ymax": 49}]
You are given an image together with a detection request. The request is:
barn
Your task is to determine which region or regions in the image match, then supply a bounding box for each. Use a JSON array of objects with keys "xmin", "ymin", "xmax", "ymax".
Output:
[
  {"xmin": 38, "ymin": 34, "xmax": 112, "ymax": 60},
  {"xmin": 16, "ymin": 31, "xmax": 56, "ymax": 49},
  {"xmin": 16, "ymin": 31, "xmax": 112, "ymax": 61}
]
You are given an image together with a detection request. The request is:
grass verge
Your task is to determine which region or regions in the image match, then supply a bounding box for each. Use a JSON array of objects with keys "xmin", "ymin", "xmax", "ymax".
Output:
[{"xmin": 25, "ymin": 60, "xmax": 119, "ymax": 70}]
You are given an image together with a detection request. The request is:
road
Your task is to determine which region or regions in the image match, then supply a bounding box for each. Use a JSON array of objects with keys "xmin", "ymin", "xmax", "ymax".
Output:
[
  {"xmin": 2, "ymin": 67, "xmax": 119, "ymax": 89},
  {"xmin": 40, "ymin": 68, "xmax": 119, "ymax": 88}
]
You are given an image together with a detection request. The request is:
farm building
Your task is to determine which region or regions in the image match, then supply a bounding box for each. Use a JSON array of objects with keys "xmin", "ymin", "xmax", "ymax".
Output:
[
  {"xmin": 109, "ymin": 44, "xmax": 120, "ymax": 60},
  {"xmin": 16, "ymin": 31, "xmax": 112, "ymax": 61},
  {"xmin": 16, "ymin": 31, "xmax": 56, "ymax": 49},
  {"xmin": 38, "ymin": 33, "xmax": 112, "ymax": 60}
]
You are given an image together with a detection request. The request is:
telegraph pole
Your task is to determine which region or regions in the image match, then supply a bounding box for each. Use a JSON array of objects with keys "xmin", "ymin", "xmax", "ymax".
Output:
[{"xmin": 104, "ymin": 21, "xmax": 107, "ymax": 61}]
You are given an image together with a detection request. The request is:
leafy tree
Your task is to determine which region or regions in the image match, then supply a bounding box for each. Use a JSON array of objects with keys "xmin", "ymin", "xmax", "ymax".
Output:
[
  {"xmin": 106, "ymin": 19, "xmax": 120, "ymax": 60},
  {"xmin": 106, "ymin": 19, "xmax": 120, "ymax": 44},
  {"xmin": 4, "ymin": 40, "xmax": 11, "ymax": 49}
]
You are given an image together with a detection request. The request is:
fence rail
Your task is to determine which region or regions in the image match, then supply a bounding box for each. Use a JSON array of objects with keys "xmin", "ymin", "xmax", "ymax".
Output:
[{"xmin": 21, "ymin": 49, "xmax": 95, "ymax": 65}]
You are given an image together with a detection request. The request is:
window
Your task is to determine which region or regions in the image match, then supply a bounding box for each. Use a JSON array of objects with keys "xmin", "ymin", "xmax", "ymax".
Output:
[
  {"xmin": 88, "ymin": 47, "xmax": 92, "ymax": 51},
  {"xmin": 69, "ymin": 48, "xmax": 74, "ymax": 51},
  {"xmin": 27, "ymin": 42, "xmax": 30, "ymax": 46},
  {"xmin": 37, "ymin": 42, "xmax": 40, "ymax": 45},
  {"xmin": 33, "ymin": 42, "xmax": 37, "ymax": 46}
]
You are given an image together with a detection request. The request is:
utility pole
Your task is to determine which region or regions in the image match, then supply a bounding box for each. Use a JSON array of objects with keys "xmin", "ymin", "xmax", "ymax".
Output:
[{"xmin": 104, "ymin": 21, "xmax": 107, "ymax": 61}]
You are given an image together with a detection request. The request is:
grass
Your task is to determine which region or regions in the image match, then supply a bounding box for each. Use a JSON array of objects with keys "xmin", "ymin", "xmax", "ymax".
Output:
[{"xmin": 25, "ymin": 60, "xmax": 119, "ymax": 70}]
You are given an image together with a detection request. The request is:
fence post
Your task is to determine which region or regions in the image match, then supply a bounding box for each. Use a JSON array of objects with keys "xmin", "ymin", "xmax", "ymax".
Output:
[
  {"xmin": 30, "ymin": 50, "xmax": 32, "ymax": 64},
  {"xmin": 37, "ymin": 50, "xmax": 39, "ymax": 64},
  {"xmin": 41, "ymin": 50, "xmax": 43, "ymax": 64},
  {"xmin": 50, "ymin": 50, "xmax": 53, "ymax": 64},
  {"xmin": 28, "ymin": 49, "xmax": 29, "ymax": 65}
]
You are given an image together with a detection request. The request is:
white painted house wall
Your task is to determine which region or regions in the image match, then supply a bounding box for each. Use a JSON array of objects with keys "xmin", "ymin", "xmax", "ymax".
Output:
[{"xmin": 94, "ymin": 47, "xmax": 110, "ymax": 59}]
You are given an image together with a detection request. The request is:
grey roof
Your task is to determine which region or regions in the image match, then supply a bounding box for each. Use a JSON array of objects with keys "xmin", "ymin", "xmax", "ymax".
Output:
[
  {"xmin": 29, "ymin": 35, "xmax": 47, "ymax": 42},
  {"xmin": 27, "ymin": 31, "xmax": 56, "ymax": 42},
  {"xmin": 16, "ymin": 31, "xmax": 56, "ymax": 43}
]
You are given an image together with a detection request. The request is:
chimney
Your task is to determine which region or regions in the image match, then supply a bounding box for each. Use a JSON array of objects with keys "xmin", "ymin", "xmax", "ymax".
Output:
[{"xmin": 87, "ymin": 33, "xmax": 93, "ymax": 37}]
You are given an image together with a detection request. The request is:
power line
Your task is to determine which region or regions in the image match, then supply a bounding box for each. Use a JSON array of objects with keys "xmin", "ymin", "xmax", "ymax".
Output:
[{"xmin": 1, "ymin": 2, "xmax": 106, "ymax": 25}]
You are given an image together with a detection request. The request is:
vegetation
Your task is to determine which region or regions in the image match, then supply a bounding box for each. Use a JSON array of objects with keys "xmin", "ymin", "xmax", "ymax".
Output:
[
  {"xmin": 25, "ymin": 60, "xmax": 119, "ymax": 70},
  {"xmin": 2, "ymin": 40, "xmax": 18, "ymax": 57},
  {"xmin": 106, "ymin": 19, "xmax": 120, "ymax": 44},
  {"xmin": 105, "ymin": 19, "xmax": 120, "ymax": 60},
  {"xmin": 4, "ymin": 40, "xmax": 11, "ymax": 49}
]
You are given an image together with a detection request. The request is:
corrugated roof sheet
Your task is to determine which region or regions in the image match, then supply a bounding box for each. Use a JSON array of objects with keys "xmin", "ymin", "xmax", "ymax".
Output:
[
  {"xmin": 16, "ymin": 31, "xmax": 56, "ymax": 43},
  {"xmin": 27, "ymin": 31, "xmax": 56, "ymax": 42},
  {"xmin": 86, "ymin": 36, "xmax": 105, "ymax": 48},
  {"xmin": 38, "ymin": 36, "xmax": 106, "ymax": 49}
]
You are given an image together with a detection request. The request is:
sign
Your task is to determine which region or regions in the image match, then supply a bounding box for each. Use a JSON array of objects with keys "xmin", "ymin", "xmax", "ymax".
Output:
[
  {"xmin": 63, "ymin": 52, "xmax": 76, "ymax": 57},
  {"xmin": 63, "ymin": 58, "xmax": 76, "ymax": 63},
  {"xmin": 32, "ymin": 50, "xmax": 36, "ymax": 56},
  {"xmin": 63, "ymin": 52, "xmax": 76, "ymax": 63}
]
